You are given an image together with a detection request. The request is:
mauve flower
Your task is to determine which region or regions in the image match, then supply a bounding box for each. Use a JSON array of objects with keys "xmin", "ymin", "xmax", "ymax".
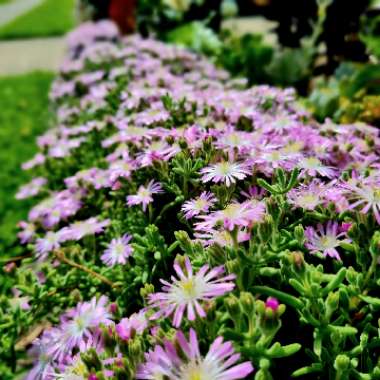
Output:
[
  {"xmin": 16, "ymin": 177, "xmax": 47, "ymax": 200},
  {"xmin": 22, "ymin": 153, "xmax": 46, "ymax": 170},
  {"xmin": 60, "ymin": 217, "xmax": 110, "ymax": 242},
  {"xmin": 181, "ymin": 192, "xmax": 217, "ymax": 219},
  {"xmin": 343, "ymin": 179, "xmax": 380, "ymax": 224},
  {"xmin": 136, "ymin": 328, "xmax": 254, "ymax": 380},
  {"xmin": 287, "ymin": 181, "xmax": 324, "ymax": 211},
  {"xmin": 18, "ymin": 221, "xmax": 36, "ymax": 244},
  {"xmin": 305, "ymin": 222, "xmax": 351, "ymax": 260},
  {"xmin": 195, "ymin": 228, "xmax": 250, "ymax": 247},
  {"xmin": 116, "ymin": 310, "xmax": 148, "ymax": 341},
  {"xmin": 48, "ymin": 296, "xmax": 113, "ymax": 361},
  {"xmin": 200, "ymin": 161, "xmax": 251, "ymax": 187},
  {"xmin": 149, "ymin": 257, "xmax": 235, "ymax": 327},
  {"xmin": 101, "ymin": 234, "xmax": 133, "ymax": 267},
  {"xmin": 126, "ymin": 180, "xmax": 163, "ymax": 212},
  {"xmin": 298, "ymin": 156, "xmax": 336, "ymax": 178},
  {"xmin": 35, "ymin": 231, "xmax": 63, "ymax": 261},
  {"xmin": 195, "ymin": 200, "xmax": 266, "ymax": 232}
]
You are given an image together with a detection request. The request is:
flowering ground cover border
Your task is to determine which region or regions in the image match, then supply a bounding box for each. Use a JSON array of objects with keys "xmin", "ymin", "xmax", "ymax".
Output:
[{"xmin": 2, "ymin": 20, "xmax": 380, "ymax": 380}]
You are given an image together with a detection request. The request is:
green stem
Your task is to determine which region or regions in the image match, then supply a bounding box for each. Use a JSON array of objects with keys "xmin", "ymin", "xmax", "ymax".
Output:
[
  {"xmin": 54, "ymin": 250, "xmax": 118, "ymax": 288},
  {"xmin": 251, "ymin": 285, "xmax": 304, "ymax": 309}
]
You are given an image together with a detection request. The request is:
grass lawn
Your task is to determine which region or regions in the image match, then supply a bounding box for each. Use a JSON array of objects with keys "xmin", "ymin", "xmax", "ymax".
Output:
[
  {"xmin": 0, "ymin": 0, "xmax": 76, "ymax": 40},
  {"xmin": 0, "ymin": 72, "xmax": 54, "ymax": 257}
]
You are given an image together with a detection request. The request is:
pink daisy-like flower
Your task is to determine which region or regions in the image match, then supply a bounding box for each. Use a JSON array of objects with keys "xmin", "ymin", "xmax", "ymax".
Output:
[
  {"xmin": 48, "ymin": 296, "xmax": 113, "ymax": 361},
  {"xmin": 136, "ymin": 328, "xmax": 254, "ymax": 380},
  {"xmin": 298, "ymin": 156, "xmax": 336, "ymax": 178},
  {"xmin": 196, "ymin": 200, "xmax": 266, "ymax": 232},
  {"xmin": 305, "ymin": 222, "xmax": 351, "ymax": 260},
  {"xmin": 21, "ymin": 153, "xmax": 46, "ymax": 170},
  {"xmin": 116, "ymin": 310, "xmax": 148, "ymax": 341},
  {"xmin": 60, "ymin": 217, "xmax": 110, "ymax": 241},
  {"xmin": 126, "ymin": 180, "xmax": 163, "ymax": 212},
  {"xmin": 148, "ymin": 256, "xmax": 235, "ymax": 327},
  {"xmin": 101, "ymin": 234, "xmax": 133, "ymax": 267},
  {"xmin": 181, "ymin": 191, "xmax": 217, "ymax": 219},
  {"xmin": 287, "ymin": 182, "xmax": 324, "ymax": 211},
  {"xmin": 16, "ymin": 177, "xmax": 47, "ymax": 200},
  {"xmin": 200, "ymin": 161, "xmax": 250, "ymax": 187},
  {"xmin": 35, "ymin": 231, "xmax": 63, "ymax": 261},
  {"xmin": 17, "ymin": 221, "xmax": 36, "ymax": 244},
  {"xmin": 195, "ymin": 227, "xmax": 250, "ymax": 247},
  {"xmin": 343, "ymin": 179, "xmax": 380, "ymax": 224}
]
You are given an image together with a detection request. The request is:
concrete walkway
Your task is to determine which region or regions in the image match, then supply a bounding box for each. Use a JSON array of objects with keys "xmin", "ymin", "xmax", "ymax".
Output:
[
  {"xmin": 0, "ymin": 37, "xmax": 65, "ymax": 75},
  {"xmin": 0, "ymin": 0, "xmax": 43, "ymax": 27}
]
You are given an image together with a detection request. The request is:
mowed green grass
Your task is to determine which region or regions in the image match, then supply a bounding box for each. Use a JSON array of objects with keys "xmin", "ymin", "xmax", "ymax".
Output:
[
  {"xmin": 0, "ymin": 0, "xmax": 76, "ymax": 39},
  {"xmin": 0, "ymin": 72, "xmax": 54, "ymax": 256}
]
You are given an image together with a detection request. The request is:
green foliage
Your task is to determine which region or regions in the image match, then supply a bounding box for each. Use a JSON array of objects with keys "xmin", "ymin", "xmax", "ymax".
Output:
[
  {"xmin": 166, "ymin": 21, "xmax": 222, "ymax": 55},
  {"xmin": 0, "ymin": 0, "xmax": 76, "ymax": 40}
]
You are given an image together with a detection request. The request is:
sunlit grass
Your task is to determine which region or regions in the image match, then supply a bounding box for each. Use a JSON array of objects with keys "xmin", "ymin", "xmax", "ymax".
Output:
[{"xmin": 0, "ymin": 0, "xmax": 76, "ymax": 39}]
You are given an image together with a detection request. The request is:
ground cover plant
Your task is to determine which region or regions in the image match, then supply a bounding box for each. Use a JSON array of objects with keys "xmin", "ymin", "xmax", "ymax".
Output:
[
  {"xmin": 2, "ymin": 20, "xmax": 380, "ymax": 380},
  {"xmin": 0, "ymin": 0, "xmax": 76, "ymax": 40}
]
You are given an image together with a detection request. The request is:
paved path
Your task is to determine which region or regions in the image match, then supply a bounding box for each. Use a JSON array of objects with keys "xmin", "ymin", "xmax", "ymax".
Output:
[
  {"xmin": 0, "ymin": 37, "xmax": 65, "ymax": 75},
  {"xmin": 0, "ymin": 0, "xmax": 43, "ymax": 27}
]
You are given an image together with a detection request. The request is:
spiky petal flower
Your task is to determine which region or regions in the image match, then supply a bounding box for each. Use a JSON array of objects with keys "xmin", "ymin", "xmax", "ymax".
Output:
[
  {"xmin": 16, "ymin": 177, "xmax": 47, "ymax": 200},
  {"xmin": 181, "ymin": 191, "xmax": 217, "ymax": 219},
  {"xmin": 344, "ymin": 180, "xmax": 380, "ymax": 224},
  {"xmin": 101, "ymin": 234, "xmax": 133, "ymax": 267},
  {"xmin": 148, "ymin": 257, "xmax": 235, "ymax": 327},
  {"xmin": 200, "ymin": 161, "xmax": 250, "ymax": 187},
  {"xmin": 35, "ymin": 231, "xmax": 63, "ymax": 261},
  {"xmin": 195, "ymin": 200, "xmax": 266, "ymax": 232},
  {"xmin": 60, "ymin": 217, "xmax": 110, "ymax": 241},
  {"xmin": 116, "ymin": 310, "xmax": 148, "ymax": 341},
  {"xmin": 48, "ymin": 296, "xmax": 113, "ymax": 361},
  {"xmin": 136, "ymin": 328, "xmax": 254, "ymax": 380},
  {"xmin": 126, "ymin": 180, "xmax": 163, "ymax": 211},
  {"xmin": 305, "ymin": 222, "xmax": 350, "ymax": 260},
  {"xmin": 298, "ymin": 157, "xmax": 336, "ymax": 178}
]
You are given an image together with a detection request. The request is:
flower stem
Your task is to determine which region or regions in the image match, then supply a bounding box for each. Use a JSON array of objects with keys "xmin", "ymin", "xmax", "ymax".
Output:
[{"xmin": 54, "ymin": 250, "xmax": 118, "ymax": 288}]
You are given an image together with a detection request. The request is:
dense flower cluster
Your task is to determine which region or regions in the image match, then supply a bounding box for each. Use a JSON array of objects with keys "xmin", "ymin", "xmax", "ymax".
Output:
[{"xmin": 6, "ymin": 20, "xmax": 380, "ymax": 379}]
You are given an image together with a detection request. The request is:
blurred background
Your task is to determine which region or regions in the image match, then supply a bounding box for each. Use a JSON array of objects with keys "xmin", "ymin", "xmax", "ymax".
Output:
[{"xmin": 1, "ymin": 0, "xmax": 380, "ymax": 254}]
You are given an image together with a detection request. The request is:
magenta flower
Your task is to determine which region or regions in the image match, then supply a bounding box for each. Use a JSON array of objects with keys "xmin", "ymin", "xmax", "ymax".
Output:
[
  {"xmin": 16, "ymin": 177, "xmax": 47, "ymax": 200},
  {"xmin": 148, "ymin": 256, "xmax": 235, "ymax": 327},
  {"xmin": 60, "ymin": 217, "xmax": 110, "ymax": 241},
  {"xmin": 181, "ymin": 191, "xmax": 217, "ymax": 219},
  {"xmin": 265, "ymin": 297, "xmax": 280, "ymax": 311},
  {"xmin": 305, "ymin": 222, "xmax": 350, "ymax": 260},
  {"xmin": 126, "ymin": 180, "xmax": 163, "ymax": 212},
  {"xmin": 101, "ymin": 234, "xmax": 133, "ymax": 267},
  {"xmin": 136, "ymin": 328, "xmax": 254, "ymax": 380},
  {"xmin": 200, "ymin": 161, "xmax": 251, "ymax": 187},
  {"xmin": 116, "ymin": 310, "xmax": 148, "ymax": 341}
]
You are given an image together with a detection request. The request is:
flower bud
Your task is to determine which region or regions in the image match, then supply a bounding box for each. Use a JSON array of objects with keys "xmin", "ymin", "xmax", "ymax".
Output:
[
  {"xmin": 225, "ymin": 294, "xmax": 241, "ymax": 319},
  {"xmin": 140, "ymin": 283, "xmax": 155, "ymax": 299},
  {"xmin": 294, "ymin": 225, "xmax": 304, "ymax": 244},
  {"xmin": 240, "ymin": 292, "xmax": 255, "ymax": 316},
  {"xmin": 334, "ymin": 354, "xmax": 350, "ymax": 372}
]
